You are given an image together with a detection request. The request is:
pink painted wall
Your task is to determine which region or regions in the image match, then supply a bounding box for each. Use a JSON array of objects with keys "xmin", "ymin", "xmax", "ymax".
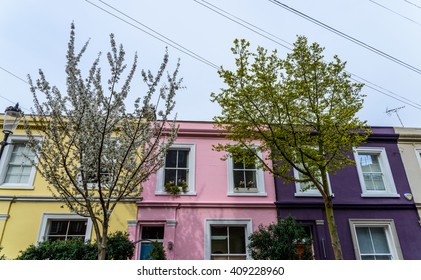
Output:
[{"xmin": 135, "ymin": 121, "xmax": 277, "ymax": 259}]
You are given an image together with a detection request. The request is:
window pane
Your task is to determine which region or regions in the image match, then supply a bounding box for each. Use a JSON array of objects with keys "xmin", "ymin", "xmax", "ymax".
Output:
[
  {"xmin": 49, "ymin": 221, "xmax": 69, "ymax": 235},
  {"xmin": 370, "ymin": 227, "xmax": 390, "ymax": 254},
  {"xmin": 176, "ymin": 169, "xmax": 187, "ymax": 185},
  {"xmin": 68, "ymin": 221, "xmax": 87, "ymax": 235},
  {"xmin": 245, "ymin": 171, "xmax": 257, "ymax": 189},
  {"xmin": 363, "ymin": 174, "xmax": 385, "ymax": 191},
  {"xmin": 165, "ymin": 150, "xmax": 178, "ymax": 167},
  {"xmin": 375, "ymin": 255, "xmax": 392, "ymax": 260},
  {"xmin": 211, "ymin": 227, "xmax": 228, "ymax": 254},
  {"xmin": 141, "ymin": 226, "xmax": 164, "ymax": 240},
  {"xmin": 359, "ymin": 154, "xmax": 381, "ymax": 172},
  {"xmin": 361, "ymin": 255, "xmax": 375, "ymax": 260},
  {"xmin": 356, "ymin": 227, "xmax": 374, "ymax": 254},
  {"xmin": 371, "ymin": 174, "xmax": 385, "ymax": 190},
  {"xmin": 177, "ymin": 150, "xmax": 189, "ymax": 168},
  {"xmin": 233, "ymin": 160, "xmax": 244, "ymax": 170},
  {"xmin": 164, "ymin": 169, "xmax": 176, "ymax": 184},
  {"xmin": 229, "ymin": 226, "xmax": 246, "ymax": 254},
  {"xmin": 233, "ymin": 170, "xmax": 245, "ymax": 189}
]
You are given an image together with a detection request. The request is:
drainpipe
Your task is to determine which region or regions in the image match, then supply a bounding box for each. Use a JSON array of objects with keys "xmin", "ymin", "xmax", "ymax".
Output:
[{"xmin": 0, "ymin": 196, "xmax": 16, "ymax": 247}]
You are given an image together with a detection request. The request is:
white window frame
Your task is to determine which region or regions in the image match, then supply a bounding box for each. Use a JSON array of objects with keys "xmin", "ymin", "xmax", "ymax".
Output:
[
  {"xmin": 204, "ymin": 218, "xmax": 252, "ymax": 260},
  {"xmin": 227, "ymin": 151, "xmax": 266, "ymax": 196},
  {"xmin": 354, "ymin": 147, "xmax": 399, "ymax": 197},
  {"xmin": 415, "ymin": 149, "xmax": 421, "ymax": 170},
  {"xmin": 349, "ymin": 219, "xmax": 403, "ymax": 260},
  {"xmin": 293, "ymin": 167, "xmax": 332, "ymax": 197},
  {"xmin": 37, "ymin": 213, "xmax": 93, "ymax": 244},
  {"xmin": 0, "ymin": 135, "xmax": 39, "ymax": 190},
  {"xmin": 156, "ymin": 143, "xmax": 196, "ymax": 195}
]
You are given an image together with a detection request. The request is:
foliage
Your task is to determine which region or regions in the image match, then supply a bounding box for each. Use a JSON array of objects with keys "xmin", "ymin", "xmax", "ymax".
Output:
[
  {"xmin": 105, "ymin": 231, "xmax": 135, "ymax": 260},
  {"xmin": 149, "ymin": 241, "xmax": 167, "ymax": 260},
  {"xmin": 211, "ymin": 36, "xmax": 371, "ymax": 259},
  {"xmin": 0, "ymin": 246, "xmax": 6, "ymax": 260},
  {"xmin": 16, "ymin": 231, "xmax": 134, "ymax": 260},
  {"xmin": 24, "ymin": 23, "xmax": 182, "ymax": 259},
  {"xmin": 164, "ymin": 179, "xmax": 188, "ymax": 194},
  {"xmin": 248, "ymin": 216, "xmax": 313, "ymax": 260},
  {"xmin": 16, "ymin": 238, "xmax": 97, "ymax": 260}
]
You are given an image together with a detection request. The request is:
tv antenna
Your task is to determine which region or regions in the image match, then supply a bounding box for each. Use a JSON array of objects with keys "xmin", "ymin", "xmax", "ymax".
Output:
[{"xmin": 386, "ymin": 106, "xmax": 405, "ymax": 127}]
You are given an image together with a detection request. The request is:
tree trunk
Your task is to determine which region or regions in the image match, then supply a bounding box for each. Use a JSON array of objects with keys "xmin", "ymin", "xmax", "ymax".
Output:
[
  {"xmin": 324, "ymin": 197, "xmax": 343, "ymax": 260},
  {"xmin": 97, "ymin": 235, "xmax": 107, "ymax": 260},
  {"xmin": 97, "ymin": 217, "xmax": 109, "ymax": 260}
]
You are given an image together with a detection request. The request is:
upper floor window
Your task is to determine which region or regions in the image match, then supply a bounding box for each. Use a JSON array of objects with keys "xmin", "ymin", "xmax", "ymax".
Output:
[
  {"xmin": 227, "ymin": 151, "xmax": 266, "ymax": 196},
  {"xmin": 0, "ymin": 137, "xmax": 37, "ymax": 189},
  {"xmin": 349, "ymin": 219, "xmax": 403, "ymax": 260},
  {"xmin": 293, "ymin": 167, "xmax": 331, "ymax": 197},
  {"xmin": 354, "ymin": 147, "xmax": 399, "ymax": 197},
  {"xmin": 156, "ymin": 143, "xmax": 196, "ymax": 195}
]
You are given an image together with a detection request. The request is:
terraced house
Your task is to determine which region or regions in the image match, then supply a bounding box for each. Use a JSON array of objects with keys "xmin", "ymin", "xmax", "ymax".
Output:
[
  {"xmin": 0, "ymin": 112, "xmax": 137, "ymax": 259},
  {"xmin": 132, "ymin": 121, "xmax": 277, "ymax": 260},
  {"xmin": 275, "ymin": 127, "xmax": 421, "ymax": 260}
]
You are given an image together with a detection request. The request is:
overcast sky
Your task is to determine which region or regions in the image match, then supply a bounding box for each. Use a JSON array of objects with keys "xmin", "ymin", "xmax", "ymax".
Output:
[{"xmin": 1, "ymin": 0, "xmax": 421, "ymax": 127}]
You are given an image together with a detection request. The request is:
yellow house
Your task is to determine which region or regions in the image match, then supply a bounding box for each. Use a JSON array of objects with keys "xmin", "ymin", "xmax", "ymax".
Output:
[{"xmin": 0, "ymin": 114, "xmax": 138, "ymax": 259}]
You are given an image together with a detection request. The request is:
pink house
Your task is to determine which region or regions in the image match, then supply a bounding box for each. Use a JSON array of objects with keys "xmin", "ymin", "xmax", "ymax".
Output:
[{"xmin": 129, "ymin": 121, "xmax": 277, "ymax": 260}]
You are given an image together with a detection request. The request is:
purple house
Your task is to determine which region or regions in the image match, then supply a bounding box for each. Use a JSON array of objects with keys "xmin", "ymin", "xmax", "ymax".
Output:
[{"xmin": 275, "ymin": 127, "xmax": 421, "ymax": 260}]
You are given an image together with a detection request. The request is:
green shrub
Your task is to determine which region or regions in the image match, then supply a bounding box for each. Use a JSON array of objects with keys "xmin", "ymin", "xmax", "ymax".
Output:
[
  {"xmin": 106, "ymin": 231, "xmax": 135, "ymax": 260},
  {"xmin": 0, "ymin": 246, "xmax": 6, "ymax": 260},
  {"xmin": 149, "ymin": 241, "xmax": 166, "ymax": 260},
  {"xmin": 248, "ymin": 216, "xmax": 313, "ymax": 260},
  {"xmin": 16, "ymin": 231, "xmax": 134, "ymax": 260}
]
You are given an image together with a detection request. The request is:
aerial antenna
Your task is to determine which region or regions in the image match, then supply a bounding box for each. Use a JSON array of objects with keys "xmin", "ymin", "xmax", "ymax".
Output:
[{"xmin": 386, "ymin": 106, "xmax": 405, "ymax": 127}]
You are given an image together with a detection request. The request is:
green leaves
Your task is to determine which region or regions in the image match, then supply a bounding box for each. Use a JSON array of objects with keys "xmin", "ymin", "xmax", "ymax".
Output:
[{"xmin": 212, "ymin": 35, "xmax": 371, "ymax": 187}]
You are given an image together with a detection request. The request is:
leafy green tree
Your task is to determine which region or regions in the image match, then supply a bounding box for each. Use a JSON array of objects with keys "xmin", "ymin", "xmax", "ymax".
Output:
[
  {"xmin": 149, "ymin": 241, "xmax": 167, "ymax": 260},
  {"xmin": 24, "ymin": 23, "xmax": 181, "ymax": 259},
  {"xmin": 248, "ymin": 216, "xmax": 313, "ymax": 260},
  {"xmin": 16, "ymin": 231, "xmax": 134, "ymax": 260},
  {"xmin": 211, "ymin": 36, "xmax": 371, "ymax": 259}
]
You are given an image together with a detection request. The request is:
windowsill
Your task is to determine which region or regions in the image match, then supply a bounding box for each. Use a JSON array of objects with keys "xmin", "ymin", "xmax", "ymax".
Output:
[
  {"xmin": 227, "ymin": 192, "xmax": 267, "ymax": 197},
  {"xmin": 155, "ymin": 191, "xmax": 197, "ymax": 196},
  {"xmin": 0, "ymin": 183, "xmax": 34, "ymax": 190},
  {"xmin": 294, "ymin": 192, "xmax": 335, "ymax": 197},
  {"xmin": 361, "ymin": 193, "xmax": 401, "ymax": 198},
  {"xmin": 294, "ymin": 192, "xmax": 322, "ymax": 197}
]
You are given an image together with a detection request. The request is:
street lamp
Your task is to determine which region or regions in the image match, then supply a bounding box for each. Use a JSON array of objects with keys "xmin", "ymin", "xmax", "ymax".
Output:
[{"xmin": 0, "ymin": 103, "xmax": 24, "ymax": 159}]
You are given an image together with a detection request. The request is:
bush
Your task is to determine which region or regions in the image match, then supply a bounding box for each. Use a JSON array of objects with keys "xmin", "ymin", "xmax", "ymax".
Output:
[
  {"xmin": 248, "ymin": 216, "xmax": 313, "ymax": 260},
  {"xmin": 149, "ymin": 241, "xmax": 166, "ymax": 260},
  {"xmin": 106, "ymin": 231, "xmax": 135, "ymax": 260},
  {"xmin": 16, "ymin": 231, "xmax": 134, "ymax": 260},
  {"xmin": 0, "ymin": 246, "xmax": 6, "ymax": 260}
]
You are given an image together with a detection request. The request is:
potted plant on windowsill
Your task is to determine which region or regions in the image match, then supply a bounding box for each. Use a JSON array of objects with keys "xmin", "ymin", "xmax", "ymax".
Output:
[
  {"xmin": 235, "ymin": 180, "xmax": 255, "ymax": 190},
  {"xmin": 164, "ymin": 179, "xmax": 188, "ymax": 195}
]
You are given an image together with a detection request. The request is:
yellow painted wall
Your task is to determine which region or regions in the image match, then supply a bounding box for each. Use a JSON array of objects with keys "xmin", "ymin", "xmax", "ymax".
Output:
[{"xmin": 0, "ymin": 200, "xmax": 137, "ymax": 259}]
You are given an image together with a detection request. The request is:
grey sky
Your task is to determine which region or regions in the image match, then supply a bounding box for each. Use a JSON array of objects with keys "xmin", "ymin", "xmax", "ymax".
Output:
[{"xmin": 1, "ymin": 0, "xmax": 421, "ymax": 127}]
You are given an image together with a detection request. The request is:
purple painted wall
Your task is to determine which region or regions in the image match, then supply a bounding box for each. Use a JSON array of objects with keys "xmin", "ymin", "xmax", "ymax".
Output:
[{"xmin": 275, "ymin": 127, "xmax": 421, "ymax": 259}]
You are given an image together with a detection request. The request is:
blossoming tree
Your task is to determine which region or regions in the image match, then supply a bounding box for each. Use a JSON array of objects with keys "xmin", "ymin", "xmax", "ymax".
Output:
[{"xmin": 24, "ymin": 24, "xmax": 181, "ymax": 259}]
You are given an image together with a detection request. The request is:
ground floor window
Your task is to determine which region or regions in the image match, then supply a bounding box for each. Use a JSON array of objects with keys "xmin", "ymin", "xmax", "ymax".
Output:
[
  {"xmin": 204, "ymin": 219, "xmax": 252, "ymax": 260},
  {"xmin": 37, "ymin": 213, "xmax": 93, "ymax": 243},
  {"xmin": 139, "ymin": 225, "xmax": 165, "ymax": 260},
  {"xmin": 349, "ymin": 219, "xmax": 403, "ymax": 260},
  {"xmin": 211, "ymin": 225, "xmax": 246, "ymax": 260}
]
